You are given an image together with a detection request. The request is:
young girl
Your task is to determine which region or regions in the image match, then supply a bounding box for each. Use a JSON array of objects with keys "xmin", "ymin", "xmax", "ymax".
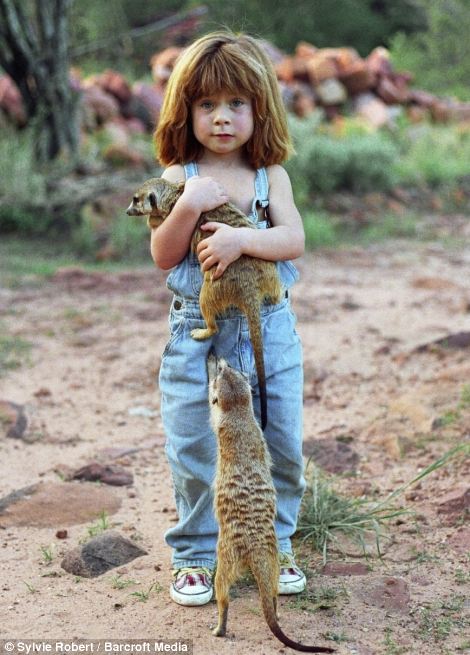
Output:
[{"xmin": 152, "ymin": 31, "xmax": 307, "ymax": 606}]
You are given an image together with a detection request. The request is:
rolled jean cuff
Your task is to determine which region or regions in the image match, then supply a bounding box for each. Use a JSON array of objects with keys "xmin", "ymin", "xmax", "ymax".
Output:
[{"xmin": 172, "ymin": 558, "xmax": 215, "ymax": 571}]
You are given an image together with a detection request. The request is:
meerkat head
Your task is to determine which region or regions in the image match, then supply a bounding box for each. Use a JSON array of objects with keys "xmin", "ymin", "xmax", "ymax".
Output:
[
  {"xmin": 126, "ymin": 177, "xmax": 184, "ymax": 221},
  {"xmin": 208, "ymin": 353, "xmax": 252, "ymax": 416}
]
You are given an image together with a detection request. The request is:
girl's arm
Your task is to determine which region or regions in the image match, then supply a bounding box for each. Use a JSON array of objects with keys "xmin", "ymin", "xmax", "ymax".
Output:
[
  {"xmin": 150, "ymin": 166, "xmax": 229, "ymax": 270},
  {"xmin": 197, "ymin": 165, "xmax": 305, "ymax": 279}
]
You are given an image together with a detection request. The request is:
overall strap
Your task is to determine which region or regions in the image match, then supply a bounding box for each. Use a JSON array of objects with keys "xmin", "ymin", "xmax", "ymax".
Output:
[
  {"xmin": 183, "ymin": 162, "xmax": 199, "ymax": 179},
  {"xmin": 251, "ymin": 167, "xmax": 269, "ymax": 218}
]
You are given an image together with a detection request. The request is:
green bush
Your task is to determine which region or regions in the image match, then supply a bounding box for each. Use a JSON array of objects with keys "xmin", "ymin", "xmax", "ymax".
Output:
[
  {"xmin": 286, "ymin": 114, "xmax": 399, "ymax": 199},
  {"xmin": 389, "ymin": 0, "xmax": 470, "ymax": 100},
  {"xmin": 0, "ymin": 127, "xmax": 48, "ymax": 233},
  {"xmin": 395, "ymin": 124, "xmax": 470, "ymax": 187}
]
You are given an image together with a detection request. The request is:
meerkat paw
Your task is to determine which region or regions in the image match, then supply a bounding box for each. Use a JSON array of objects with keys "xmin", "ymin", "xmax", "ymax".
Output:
[
  {"xmin": 212, "ymin": 626, "xmax": 226, "ymax": 637},
  {"xmin": 191, "ymin": 328, "xmax": 215, "ymax": 340}
]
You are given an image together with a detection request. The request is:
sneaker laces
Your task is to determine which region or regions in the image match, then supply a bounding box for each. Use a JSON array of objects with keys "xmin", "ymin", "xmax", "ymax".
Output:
[
  {"xmin": 172, "ymin": 566, "xmax": 212, "ymax": 584},
  {"xmin": 279, "ymin": 552, "xmax": 301, "ymax": 575}
]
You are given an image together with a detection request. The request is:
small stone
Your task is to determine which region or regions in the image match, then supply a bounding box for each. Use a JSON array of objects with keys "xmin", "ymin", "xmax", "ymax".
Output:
[
  {"xmin": 322, "ymin": 561, "xmax": 369, "ymax": 576},
  {"xmin": 71, "ymin": 462, "xmax": 133, "ymax": 487},
  {"xmin": 61, "ymin": 531, "xmax": 147, "ymax": 578},
  {"xmin": 0, "ymin": 400, "xmax": 28, "ymax": 439}
]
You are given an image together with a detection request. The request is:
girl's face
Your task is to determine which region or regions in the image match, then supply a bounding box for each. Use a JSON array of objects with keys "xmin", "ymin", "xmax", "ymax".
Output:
[{"xmin": 191, "ymin": 91, "xmax": 254, "ymax": 158}]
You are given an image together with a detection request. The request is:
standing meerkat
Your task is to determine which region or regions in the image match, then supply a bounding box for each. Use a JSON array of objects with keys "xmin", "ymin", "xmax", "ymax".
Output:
[
  {"xmin": 208, "ymin": 352, "xmax": 335, "ymax": 653},
  {"xmin": 127, "ymin": 177, "xmax": 283, "ymax": 430}
]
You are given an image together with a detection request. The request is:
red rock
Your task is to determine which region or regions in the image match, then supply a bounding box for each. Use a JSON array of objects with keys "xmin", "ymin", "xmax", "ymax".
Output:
[
  {"xmin": 97, "ymin": 70, "xmax": 132, "ymax": 104},
  {"xmin": 366, "ymin": 46, "xmax": 393, "ymax": 77},
  {"xmin": 0, "ymin": 400, "xmax": 27, "ymax": 439},
  {"xmin": 131, "ymin": 82, "xmax": 164, "ymax": 126},
  {"xmin": 340, "ymin": 60, "xmax": 375, "ymax": 94},
  {"xmin": 295, "ymin": 42, "xmax": 318, "ymax": 59},
  {"xmin": 150, "ymin": 46, "xmax": 183, "ymax": 84},
  {"xmin": 0, "ymin": 75, "xmax": 27, "ymax": 126},
  {"xmin": 102, "ymin": 143, "xmax": 146, "ymax": 167},
  {"xmin": 305, "ymin": 53, "xmax": 338, "ymax": 85},
  {"xmin": 409, "ymin": 89, "xmax": 437, "ymax": 108},
  {"xmin": 82, "ymin": 85, "xmax": 120, "ymax": 127},
  {"xmin": 376, "ymin": 76, "xmax": 409, "ymax": 105},
  {"xmin": 71, "ymin": 462, "xmax": 134, "ymax": 486},
  {"xmin": 322, "ymin": 562, "xmax": 369, "ymax": 576},
  {"xmin": 446, "ymin": 527, "xmax": 470, "ymax": 554}
]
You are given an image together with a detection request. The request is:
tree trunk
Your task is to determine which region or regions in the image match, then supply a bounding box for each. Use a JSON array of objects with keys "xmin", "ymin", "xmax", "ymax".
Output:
[{"xmin": 0, "ymin": 0, "xmax": 79, "ymax": 163}]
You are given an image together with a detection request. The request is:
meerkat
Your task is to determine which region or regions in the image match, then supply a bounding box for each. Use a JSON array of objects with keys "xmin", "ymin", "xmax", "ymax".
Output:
[
  {"xmin": 207, "ymin": 352, "xmax": 335, "ymax": 653},
  {"xmin": 127, "ymin": 177, "xmax": 283, "ymax": 430}
]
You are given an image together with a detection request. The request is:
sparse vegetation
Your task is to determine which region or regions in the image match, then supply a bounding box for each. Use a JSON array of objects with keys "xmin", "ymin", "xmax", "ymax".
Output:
[
  {"xmin": 297, "ymin": 445, "xmax": 469, "ymax": 562},
  {"xmin": 84, "ymin": 510, "xmax": 111, "ymax": 540},
  {"xmin": 0, "ymin": 329, "xmax": 32, "ymax": 376}
]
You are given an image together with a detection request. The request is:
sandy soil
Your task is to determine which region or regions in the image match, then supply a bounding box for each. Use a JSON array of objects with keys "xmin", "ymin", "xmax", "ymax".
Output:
[{"xmin": 1, "ymin": 236, "xmax": 469, "ymax": 655}]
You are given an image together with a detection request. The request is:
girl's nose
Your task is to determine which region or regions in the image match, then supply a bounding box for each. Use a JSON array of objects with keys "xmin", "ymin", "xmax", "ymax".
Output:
[{"xmin": 213, "ymin": 105, "xmax": 230, "ymax": 124}]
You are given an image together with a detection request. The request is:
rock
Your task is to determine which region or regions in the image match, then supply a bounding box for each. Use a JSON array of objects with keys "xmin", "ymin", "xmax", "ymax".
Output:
[
  {"xmin": 71, "ymin": 462, "xmax": 133, "ymax": 487},
  {"xmin": 411, "ymin": 276, "xmax": 460, "ymax": 290},
  {"xmin": 61, "ymin": 531, "xmax": 147, "ymax": 578},
  {"xmin": 340, "ymin": 60, "xmax": 375, "ymax": 94},
  {"xmin": 0, "ymin": 400, "xmax": 27, "ymax": 439},
  {"xmin": 366, "ymin": 47, "xmax": 393, "ymax": 77},
  {"xmin": 81, "ymin": 85, "xmax": 120, "ymax": 128},
  {"xmin": 102, "ymin": 143, "xmax": 146, "ymax": 168},
  {"xmin": 437, "ymin": 488, "xmax": 470, "ymax": 525},
  {"xmin": 150, "ymin": 47, "xmax": 183, "ymax": 84},
  {"xmin": 415, "ymin": 331, "xmax": 470, "ymax": 353},
  {"xmin": 353, "ymin": 93, "xmax": 390, "ymax": 129},
  {"xmin": 446, "ymin": 527, "xmax": 470, "ymax": 555},
  {"xmin": 0, "ymin": 482, "xmax": 121, "ymax": 528},
  {"xmin": 357, "ymin": 577, "xmax": 410, "ymax": 612},
  {"xmin": 322, "ymin": 561, "xmax": 369, "ymax": 576},
  {"xmin": 131, "ymin": 82, "xmax": 164, "ymax": 126},
  {"xmin": 315, "ymin": 78, "xmax": 348, "ymax": 106},
  {"xmin": 302, "ymin": 437, "xmax": 359, "ymax": 474},
  {"xmin": 96, "ymin": 70, "xmax": 132, "ymax": 104},
  {"xmin": 376, "ymin": 76, "xmax": 409, "ymax": 105},
  {"xmin": 0, "ymin": 75, "xmax": 27, "ymax": 126}
]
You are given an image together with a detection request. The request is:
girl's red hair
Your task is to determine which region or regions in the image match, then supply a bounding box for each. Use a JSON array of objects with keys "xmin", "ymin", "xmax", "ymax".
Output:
[{"xmin": 154, "ymin": 31, "xmax": 293, "ymax": 169}]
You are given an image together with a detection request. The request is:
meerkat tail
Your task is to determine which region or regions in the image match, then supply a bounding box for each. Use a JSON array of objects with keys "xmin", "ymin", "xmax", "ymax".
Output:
[
  {"xmin": 252, "ymin": 571, "xmax": 335, "ymax": 653},
  {"xmin": 245, "ymin": 307, "xmax": 267, "ymax": 430}
]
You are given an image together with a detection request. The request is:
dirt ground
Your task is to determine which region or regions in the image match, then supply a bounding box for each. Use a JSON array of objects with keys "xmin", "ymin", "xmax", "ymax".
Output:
[{"xmin": 1, "ymin": 229, "xmax": 469, "ymax": 655}]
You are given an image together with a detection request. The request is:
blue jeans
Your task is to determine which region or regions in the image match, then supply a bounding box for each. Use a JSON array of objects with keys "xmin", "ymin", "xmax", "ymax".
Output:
[{"xmin": 159, "ymin": 295, "xmax": 305, "ymax": 570}]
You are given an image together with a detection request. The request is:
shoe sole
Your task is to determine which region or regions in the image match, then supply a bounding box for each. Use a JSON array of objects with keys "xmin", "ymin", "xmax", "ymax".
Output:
[{"xmin": 170, "ymin": 585, "xmax": 213, "ymax": 606}]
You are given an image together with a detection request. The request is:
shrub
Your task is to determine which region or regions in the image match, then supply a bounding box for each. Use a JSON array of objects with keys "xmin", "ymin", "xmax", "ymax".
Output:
[{"xmin": 286, "ymin": 114, "xmax": 399, "ymax": 199}]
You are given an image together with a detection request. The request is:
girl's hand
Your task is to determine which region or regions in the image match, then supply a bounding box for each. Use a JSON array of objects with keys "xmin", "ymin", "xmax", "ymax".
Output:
[
  {"xmin": 197, "ymin": 223, "xmax": 245, "ymax": 279},
  {"xmin": 180, "ymin": 176, "xmax": 229, "ymax": 215}
]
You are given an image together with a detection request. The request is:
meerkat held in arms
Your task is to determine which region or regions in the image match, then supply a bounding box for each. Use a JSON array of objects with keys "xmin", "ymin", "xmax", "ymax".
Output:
[
  {"xmin": 127, "ymin": 177, "xmax": 282, "ymax": 430},
  {"xmin": 207, "ymin": 352, "xmax": 334, "ymax": 653}
]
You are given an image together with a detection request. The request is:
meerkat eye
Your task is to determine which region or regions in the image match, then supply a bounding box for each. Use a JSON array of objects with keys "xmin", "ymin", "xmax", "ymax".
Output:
[
  {"xmin": 212, "ymin": 397, "xmax": 218, "ymax": 404},
  {"xmin": 133, "ymin": 196, "xmax": 139, "ymax": 204},
  {"xmin": 148, "ymin": 192, "xmax": 157, "ymax": 207}
]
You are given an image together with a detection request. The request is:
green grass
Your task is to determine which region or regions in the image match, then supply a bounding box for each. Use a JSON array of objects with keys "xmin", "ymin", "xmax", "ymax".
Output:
[
  {"xmin": 0, "ymin": 329, "xmax": 32, "ymax": 375},
  {"xmin": 0, "ymin": 236, "xmax": 154, "ymax": 288},
  {"xmin": 297, "ymin": 444, "xmax": 469, "ymax": 563}
]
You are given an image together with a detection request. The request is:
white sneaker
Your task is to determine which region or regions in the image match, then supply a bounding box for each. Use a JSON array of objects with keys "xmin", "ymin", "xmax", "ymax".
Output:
[
  {"xmin": 278, "ymin": 552, "xmax": 307, "ymax": 594},
  {"xmin": 170, "ymin": 566, "xmax": 214, "ymax": 606}
]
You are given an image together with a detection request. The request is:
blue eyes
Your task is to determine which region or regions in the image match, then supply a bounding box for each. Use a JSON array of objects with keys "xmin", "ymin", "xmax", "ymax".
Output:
[{"xmin": 199, "ymin": 99, "xmax": 245, "ymax": 110}]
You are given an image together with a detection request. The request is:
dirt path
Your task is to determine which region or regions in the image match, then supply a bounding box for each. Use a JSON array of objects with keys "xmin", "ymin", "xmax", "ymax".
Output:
[{"xmin": 1, "ymin": 240, "xmax": 469, "ymax": 655}]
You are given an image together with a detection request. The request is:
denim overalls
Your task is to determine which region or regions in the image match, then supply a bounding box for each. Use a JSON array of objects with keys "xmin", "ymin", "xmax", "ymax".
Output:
[{"xmin": 159, "ymin": 162, "xmax": 306, "ymax": 570}]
